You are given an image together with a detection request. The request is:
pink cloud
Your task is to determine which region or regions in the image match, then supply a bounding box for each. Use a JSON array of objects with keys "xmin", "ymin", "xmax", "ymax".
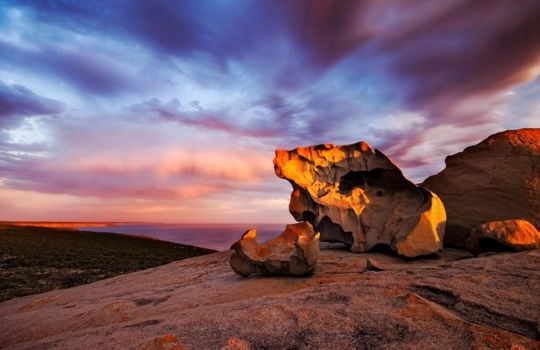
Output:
[{"xmin": 1, "ymin": 141, "xmax": 275, "ymax": 203}]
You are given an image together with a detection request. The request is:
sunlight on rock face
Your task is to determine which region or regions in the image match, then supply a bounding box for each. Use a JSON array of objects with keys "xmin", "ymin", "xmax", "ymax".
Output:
[
  {"xmin": 422, "ymin": 128, "xmax": 540, "ymax": 248},
  {"xmin": 466, "ymin": 219, "xmax": 540, "ymax": 255},
  {"xmin": 230, "ymin": 222, "xmax": 319, "ymax": 277},
  {"xmin": 274, "ymin": 142, "xmax": 446, "ymax": 257}
]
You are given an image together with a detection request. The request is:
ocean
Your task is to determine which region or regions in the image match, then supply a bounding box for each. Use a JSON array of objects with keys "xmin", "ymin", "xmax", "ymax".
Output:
[{"xmin": 78, "ymin": 223, "xmax": 287, "ymax": 251}]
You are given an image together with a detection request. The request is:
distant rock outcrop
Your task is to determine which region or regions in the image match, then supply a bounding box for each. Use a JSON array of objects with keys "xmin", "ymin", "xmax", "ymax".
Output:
[
  {"xmin": 422, "ymin": 128, "xmax": 540, "ymax": 247},
  {"xmin": 230, "ymin": 222, "xmax": 319, "ymax": 277},
  {"xmin": 466, "ymin": 219, "xmax": 540, "ymax": 255},
  {"xmin": 274, "ymin": 142, "xmax": 446, "ymax": 257}
]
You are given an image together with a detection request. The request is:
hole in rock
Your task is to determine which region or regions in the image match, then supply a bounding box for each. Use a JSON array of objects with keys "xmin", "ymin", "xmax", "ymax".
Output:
[
  {"xmin": 301, "ymin": 211, "xmax": 316, "ymax": 224},
  {"xmin": 369, "ymin": 243, "xmax": 394, "ymax": 255},
  {"xmin": 316, "ymin": 216, "xmax": 354, "ymax": 246},
  {"xmin": 339, "ymin": 172, "xmax": 365, "ymax": 193},
  {"xmin": 339, "ymin": 168, "xmax": 417, "ymax": 195}
]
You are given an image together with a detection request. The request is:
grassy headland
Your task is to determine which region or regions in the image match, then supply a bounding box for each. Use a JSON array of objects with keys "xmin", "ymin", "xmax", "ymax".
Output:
[{"xmin": 0, "ymin": 224, "xmax": 215, "ymax": 302}]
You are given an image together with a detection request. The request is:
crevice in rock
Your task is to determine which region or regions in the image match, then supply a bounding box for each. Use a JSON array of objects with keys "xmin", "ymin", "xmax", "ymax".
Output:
[
  {"xmin": 412, "ymin": 285, "xmax": 459, "ymax": 308},
  {"xmin": 132, "ymin": 294, "xmax": 171, "ymax": 307},
  {"xmin": 456, "ymin": 300, "xmax": 539, "ymax": 340},
  {"xmin": 123, "ymin": 319, "xmax": 162, "ymax": 328},
  {"xmin": 412, "ymin": 284, "xmax": 538, "ymax": 340}
]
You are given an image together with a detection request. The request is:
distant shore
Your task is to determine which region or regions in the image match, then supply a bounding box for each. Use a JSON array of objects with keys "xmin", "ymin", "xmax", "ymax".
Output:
[
  {"xmin": 0, "ymin": 221, "xmax": 128, "ymax": 228},
  {"xmin": 0, "ymin": 224, "xmax": 215, "ymax": 302}
]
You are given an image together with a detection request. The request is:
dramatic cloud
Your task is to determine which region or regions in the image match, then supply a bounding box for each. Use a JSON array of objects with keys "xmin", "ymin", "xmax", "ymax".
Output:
[
  {"xmin": 0, "ymin": 81, "xmax": 64, "ymax": 128},
  {"xmin": 294, "ymin": 1, "xmax": 540, "ymax": 95},
  {"xmin": 0, "ymin": 1, "xmax": 537, "ymax": 222}
]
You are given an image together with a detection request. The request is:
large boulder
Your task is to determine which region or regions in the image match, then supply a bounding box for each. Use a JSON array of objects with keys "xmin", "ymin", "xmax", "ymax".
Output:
[
  {"xmin": 230, "ymin": 222, "xmax": 320, "ymax": 277},
  {"xmin": 274, "ymin": 142, "xmax": 446, "ymax": 257},
  {"xmin": 422, "ymin": 129, "xmax": 540, "ymax": 247},
  {"xmin": 466, "ymin": 219, "xmax": 540, "ymax": 255}
]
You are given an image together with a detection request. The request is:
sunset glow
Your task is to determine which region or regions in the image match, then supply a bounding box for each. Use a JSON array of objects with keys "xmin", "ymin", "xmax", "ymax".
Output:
[{"xmin": 0, "ymin": 1, "xmax": 539, "ymax": 223}]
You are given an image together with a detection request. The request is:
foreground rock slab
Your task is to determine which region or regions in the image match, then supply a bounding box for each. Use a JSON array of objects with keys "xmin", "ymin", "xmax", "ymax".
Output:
[
  {"xmin": 423, "ymin": 128, "xmax": 540, "ymax": 247},
  {"xmin": 274, "ymin": 141, "xmax": 446, "ymax": 257},
  {"xmin": 230, "ymin": 222, "xmax": 319, "ymax": 277},
  {"xmin": 1, "ymin": 249, "xmax": 538, "ymax": 349},
  {"xmin": 466, "ymin": 219, "xmax": 540, "ymax": 255}
]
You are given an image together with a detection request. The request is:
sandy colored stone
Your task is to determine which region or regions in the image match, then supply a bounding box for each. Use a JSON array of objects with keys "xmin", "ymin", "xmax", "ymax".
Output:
[
  {"xmin": 220, "ymin": 337, "xmax": 251, "ymax": 350},
  {"xmin": 366, "ymin": 258, "xmax": 384, "ymax": 271},
  {"xmin": 466, "ymin": 219, "xmax": 540, "ymax": 255},
  {"xmin": 137, "ymin": 334, "xmax": 186, "ymax": 350},
  {"xmin": 274, "ymin": 141, "xmax": 446, "ymax": 257},
  {"xmin": 229, "ymin": 222, "xmax": 320, "ymax": 276},
  {"xmin": 0, "ymin": 248, "xmax": 538, "ymax": 349},
  {"xmin": 423, "ymin": 128, "xmax": 540, "ymax": 247}
]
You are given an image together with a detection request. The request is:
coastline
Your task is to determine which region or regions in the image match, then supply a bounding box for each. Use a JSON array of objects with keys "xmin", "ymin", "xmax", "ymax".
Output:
[
  {"xmin": 0, "ymin": 224, "xmax": 215, "ymax": 302},
  {"xmin": 0, "ymin": 221, "xmax": 120, "ymax": 228}
]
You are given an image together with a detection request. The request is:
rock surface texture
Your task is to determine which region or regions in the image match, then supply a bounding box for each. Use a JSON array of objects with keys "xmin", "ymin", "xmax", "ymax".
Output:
[
  {"xmin": 274, "ymin": 142, "xmax": 446, "ymax": 257},
  {"xmin": 230, "ymin": 222, "xmax": 319, "ymax": 277},
  {"xmin": 466, "ymin": 219, "xmax": 540, "ymax": 255},
  {"xmin": 0, "ymin": 249, "xmax": 538, "ymax": 349},
  {"xmin": 423, "ymin": 128, "xmax": 540, "ymax": 247}
]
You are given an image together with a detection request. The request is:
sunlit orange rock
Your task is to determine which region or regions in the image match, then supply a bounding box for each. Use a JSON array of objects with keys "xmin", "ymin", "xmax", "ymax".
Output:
[
  {"xmin": 220, "ymin": 337, "xmax": 251, "ymax": 350},
  {"xmin": 230, "ymin": 222, "xmax": 319, "ymax": 277},
  {"xmin": 274, "ymin": 142, "xmax": 446, "ymax": 257},
  {"xmin": 423, "ymin": 128, "xmax": 540, "ymax": 247},
  {"xmin": 138, "ymin": 334, "xmax": 186, "ymax": 350},
  {"xmin": 466, "ymin": 219, "xmax": 540, "ymax": 255}
]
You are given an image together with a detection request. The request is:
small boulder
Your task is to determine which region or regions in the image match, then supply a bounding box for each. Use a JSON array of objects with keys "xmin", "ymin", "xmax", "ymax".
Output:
[
  {"xmin": 466, "ymin": 219, "xmax": 540, "ymax": 255},
  {"xmin": 230, "ymin": 222, "xmax": 320, "ymax": 277},
  {"xmin": 274, "ymin": 141, "xmax": 446, "ymax": 258},
  {"xmin": 366, "ymin": 258, "xmax": 384, "ymax": 272}
]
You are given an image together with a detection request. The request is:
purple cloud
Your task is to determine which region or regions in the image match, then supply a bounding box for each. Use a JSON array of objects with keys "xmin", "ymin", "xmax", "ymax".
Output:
[
  {"xmin": 0, "ymin": 81, "xmax": 64, "ymax": 129},
  {"xmin": 129, "ymin": 98, "xmax": 287, "ymax": 138},
  {"xmin": 8, "ymin": 0, "xmax": 539, "ymax": 113},
  {"xmin": 291, "ymin": 0, "xmax": 540, "ymax": 121},
  {"xmin": 0, "ymin": 40, "xmax": 138, "ymax": 97},
  {"xmin": 0, "ymin": 1, "xmax": 538, "ymax": 222}
]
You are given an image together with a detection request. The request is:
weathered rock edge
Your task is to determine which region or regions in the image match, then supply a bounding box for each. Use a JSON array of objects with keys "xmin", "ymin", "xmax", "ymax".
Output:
[
  {"xmin": 274, "ymin": 141, "xmax": 446, "ymax": 257},
  {"xmin": 230, "ymin": 222, "xmax": 320, "ymax": 277}
]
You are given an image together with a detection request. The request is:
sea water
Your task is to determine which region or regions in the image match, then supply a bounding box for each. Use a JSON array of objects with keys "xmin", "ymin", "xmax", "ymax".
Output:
[{"xmin": 78, "ymin": 223, "xmax": 286, "ymax": 251}]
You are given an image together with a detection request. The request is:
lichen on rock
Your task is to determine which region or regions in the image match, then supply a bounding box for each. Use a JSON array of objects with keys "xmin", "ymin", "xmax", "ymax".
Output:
[
  {"xmin": 230, "ymin": 222, "xmax": 319, "ymax": 277},
  {"xmin": 274, "ymin": 141, "xmax": 446, "ymax": 258}
]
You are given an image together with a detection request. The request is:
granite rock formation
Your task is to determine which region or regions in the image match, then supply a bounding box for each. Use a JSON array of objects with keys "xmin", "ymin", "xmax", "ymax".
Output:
[
  {"xmin": 274, "ymin": 142, "xmax": 446, "ymax": 257},
  {"xmin": 466, "ymin": 219, "xmax": 540, "ymax": 255},
  {"xmin": 230, "ymin": 222, "xmax": 319, "ymax": 277},
  {"xmin": 422, "ymin": 128, "xmax": 540, "ymax": 247},
  {"xmin": 1, "ymin": 249, "xmax": 538, "ymax": 349}
]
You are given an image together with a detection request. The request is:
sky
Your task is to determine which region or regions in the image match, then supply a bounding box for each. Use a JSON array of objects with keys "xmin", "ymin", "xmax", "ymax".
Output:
[{"xmin": 0, "ymin": 0, "xmax": 539, "ymax": 224}]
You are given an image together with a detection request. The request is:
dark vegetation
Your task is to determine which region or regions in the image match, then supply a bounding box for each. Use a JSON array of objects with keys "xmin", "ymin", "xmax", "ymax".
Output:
[{"xmin": 0, "ymin": 224, "xmax": 215, "ymax": 302}]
